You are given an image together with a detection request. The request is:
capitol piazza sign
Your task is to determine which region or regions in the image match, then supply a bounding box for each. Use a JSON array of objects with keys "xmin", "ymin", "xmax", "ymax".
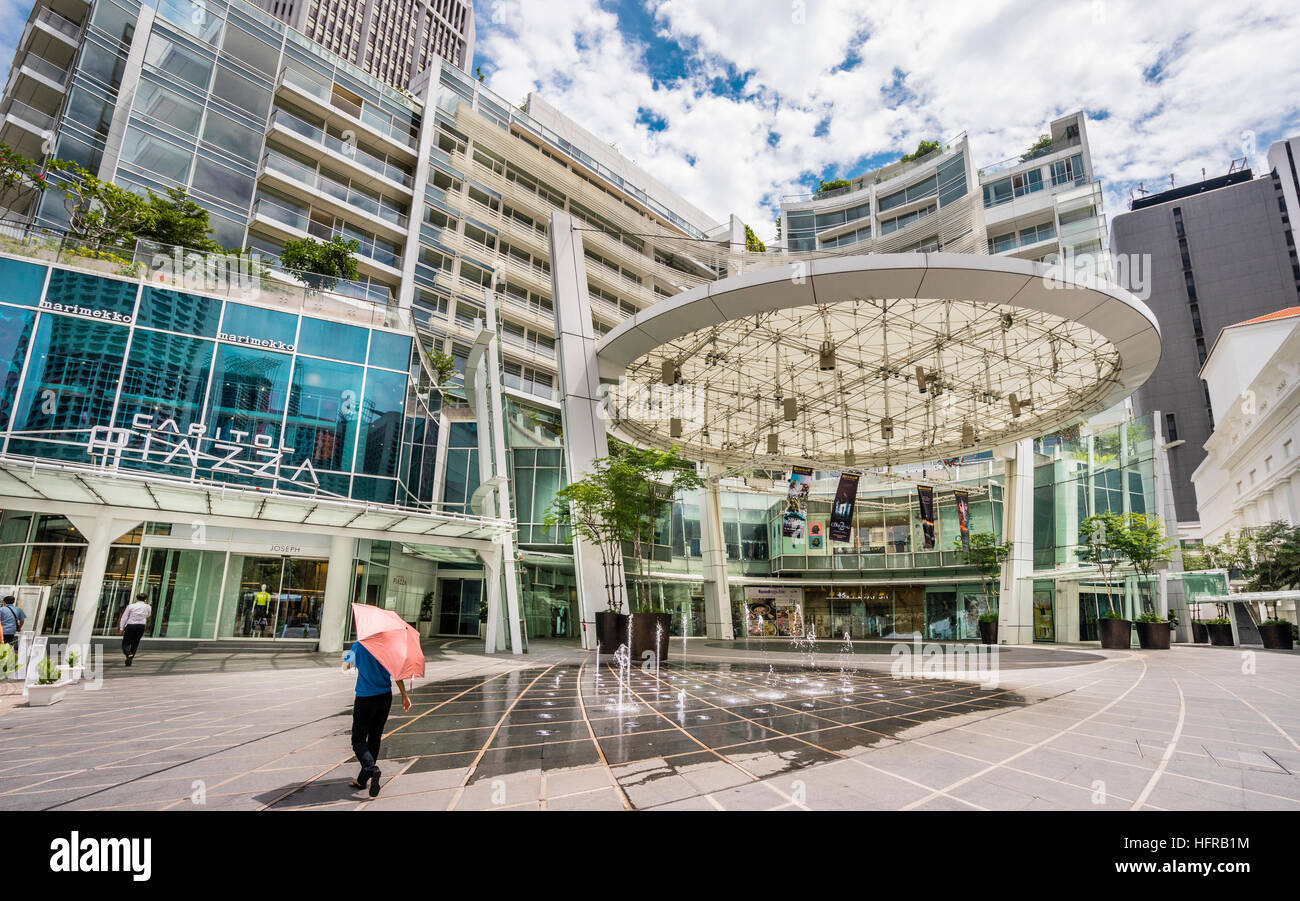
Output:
[{"xmin": 86, "ymin": 415, "xmax": 325, "ymax": 494}]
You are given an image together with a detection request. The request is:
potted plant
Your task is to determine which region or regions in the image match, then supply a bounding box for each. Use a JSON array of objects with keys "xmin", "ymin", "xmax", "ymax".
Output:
[
  {"xmin": 1079, "ymin": 512, "xmax": 1131, "ymax": 649},
  {"xmin": 547, "ymin": 441, "xmax": 703, "ymax": 655},
  {"xmin": 64, "ymin": 647, "xmax": 84, "ymax": 681},
  {"xmin": 1258, "ymin": 618, "xmax": 1295, "ymax": 650},
  {"xmin": 1204, "ymin": 615, "xmax": 1234, "ymax": 646},
  {"xmin": 1135, "ymin": 612, "xmax": 1171, "ymax": 649},
  {"xmin": 27, "ymin": 655, "xmax": 71, "ymax": 707},
  {"xmin": 630, "ymin": 603, "xmax": 673, "ymax": 664},
  {"xmin": 955, "ymin": 532, "xmax": 1011, "ymax": 645},
  {"xmin": 418, "ymin": 591, "xmax": 435, "ymax": 639},
  {"xmin": 1190, "ymin": 618, "xmax": 1209, "ymax": 644}
]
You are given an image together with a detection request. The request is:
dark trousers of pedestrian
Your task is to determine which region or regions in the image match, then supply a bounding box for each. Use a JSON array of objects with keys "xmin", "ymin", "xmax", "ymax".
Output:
[
  {"xmin": 2, "ymin": 634, "xmax": 15, "ymax": 646},
  {"xmin": 121, "ymin": 624, "xmax": 146, "ymax": 661},
  {"xmin": 351, "ymin": 691, "xmax": 393, "ymax": 774}
]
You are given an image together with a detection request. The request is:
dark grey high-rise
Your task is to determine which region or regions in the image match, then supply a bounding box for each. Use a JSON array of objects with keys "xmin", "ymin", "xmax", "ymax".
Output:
[{"xmin": 1111, "ymin": 171, "xmax": 1300, "ymax": 526}]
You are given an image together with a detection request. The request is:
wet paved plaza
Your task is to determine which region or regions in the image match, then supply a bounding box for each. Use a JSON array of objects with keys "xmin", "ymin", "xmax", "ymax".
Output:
[{"xmin": 3, "ymin": 638, "xmax": 1299, "ymax": 811}]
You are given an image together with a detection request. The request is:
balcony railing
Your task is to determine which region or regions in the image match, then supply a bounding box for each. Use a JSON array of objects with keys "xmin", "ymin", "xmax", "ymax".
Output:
[
  {"xmin": 978, "ymin": 135, "xmax": 1082, "ymax": 177},
  {"xmin": 0, "ymin": 218, "xmax": 402, "ymax": 326},
  {"xmin": 251, "ymin": 196, "xmax": 402, "ymax": 270},
  {"xmin": 260, "ymin": 149, "xmax": 409, "ymax": 229},
  {"xmin": 278, "ymin": 68, "xmax": 419, "ymax": 152},
  {"xmin": 34, "ymin": 7, "xmax": 82, "ymax": 40},
  {"xmin": 18, "ymin": 52, "xmax": 69, "ymax": 87},
  {"xmin": 3, "ymin": 99, "xmax": 55, "ymax": 130},
  {"xmin": 268, "ymin": 108, "xmax": 413, "ymax": 189}
]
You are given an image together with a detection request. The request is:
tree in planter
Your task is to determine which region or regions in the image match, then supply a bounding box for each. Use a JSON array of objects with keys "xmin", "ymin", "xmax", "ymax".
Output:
[
  {"xmin": 1020, "ymin": 134, "xmax": 1053, "ymax": 160},
  {"xmin": 426, "ymin": 348, "xmax": 457, "ymax": 388},
  {"xmin": 813, "ymin": 177, "xmax": 852, "ymax": 198},
  {"xmin": 900, "ymin": 139, "xmax": 941, "ymax": 163},
  {"xmin": 545, "ymin": 474, "xmax": 624, "ymax": 613},
  {"xmin": 545, "ymin": 442, "xmax": 704, "ymax": 614},
  {"xmin": 279, "ymin": 235, "xmax": 361, "ymax": 291},
  {"xmin": 1114, "ymin": 512, "xmax": 1174, "ymax": 617},
  {"xmin": 0, "ymin": 144, "xmax": 68, "ymax": 219},
  {"xmin": 136, "ymin": 186, "xmax": 224, "ymax": 253},
  {"xmin": 1078, "ymin": 511, "xmax": 1127, "ymax": 618},
  {"xmin": 954, "ymin": 531, "xmax": 1011, "ymax": 623},
  {"xmin": 58, "ymin": 163, "xmax": 152, "ymax": 249}
]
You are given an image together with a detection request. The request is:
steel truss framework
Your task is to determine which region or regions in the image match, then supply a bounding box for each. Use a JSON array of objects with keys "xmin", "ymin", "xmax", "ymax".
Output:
[{"xmin": 596, "ymin": 255, "xmax": 1160, "ymax": 470}]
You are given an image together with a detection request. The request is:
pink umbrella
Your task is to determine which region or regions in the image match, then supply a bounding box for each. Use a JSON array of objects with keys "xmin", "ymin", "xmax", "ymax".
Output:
[{"xmin": 351, "ymin": 603, "xmax": 425, "ymax": 681}]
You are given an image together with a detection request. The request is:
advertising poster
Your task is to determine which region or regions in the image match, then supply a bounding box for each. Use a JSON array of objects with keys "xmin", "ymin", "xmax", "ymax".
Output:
[
  {"xmin": 954, "ymin": 488, "xmax": 971, "ymax": 552},
  {"xmin": 744, "ymin": 586, "xmax": 803, "ymax": 637},
  {"xmin": 917, "ymin": 484, "xmax": 936, "ymax": 549},
  {"xmin": 829, "ymin": 471, "xmax": 860, "ymax": 543},
  {"xmin": 782, "ymin": 465, "xmax": 813, "ymax": 540}
]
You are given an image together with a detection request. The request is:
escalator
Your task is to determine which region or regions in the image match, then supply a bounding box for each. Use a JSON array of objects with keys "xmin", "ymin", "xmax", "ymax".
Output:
[{"xmin": 1232, "ymin": 601, "xmax": 1263, "ymax": 645}]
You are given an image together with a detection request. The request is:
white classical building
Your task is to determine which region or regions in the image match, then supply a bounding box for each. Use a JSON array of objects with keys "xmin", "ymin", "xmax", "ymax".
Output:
[{"xmin": 1193, "ymin": 307, "xmax": 1300, "ymax": 541}]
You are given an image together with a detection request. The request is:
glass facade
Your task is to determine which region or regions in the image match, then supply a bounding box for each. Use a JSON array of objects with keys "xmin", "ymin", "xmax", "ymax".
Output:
[{"xmin": 0, "ymin": 259, "xmax": 420, "ymax": 506}]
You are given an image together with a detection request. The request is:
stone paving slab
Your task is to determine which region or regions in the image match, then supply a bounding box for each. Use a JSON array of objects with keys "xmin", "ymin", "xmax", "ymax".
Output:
[{"xmin": 2, "ymin": 638, "xmax": 1299, "ymax": 810}]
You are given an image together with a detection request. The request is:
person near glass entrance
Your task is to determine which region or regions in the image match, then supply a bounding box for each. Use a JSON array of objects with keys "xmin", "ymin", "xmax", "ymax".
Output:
[
  {"xmin": 343, "ymin": 640, "xmax": 411, "ymax": 797},
  {"xmin": 1, "ymin": 596, "xmax": 26, "ymax": 645},
  {"xmin": 118, "ymin": 593, "xmax": 152, "ymax": 666}
]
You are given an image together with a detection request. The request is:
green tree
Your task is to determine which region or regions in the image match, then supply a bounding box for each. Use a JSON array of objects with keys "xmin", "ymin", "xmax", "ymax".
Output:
[
  {"xmin": 279, "ymin": 235, "xmax": 361, "ymax": 291},
  {"xmin": 954, "ymin": 531, "xmax": 1011, "ymax": 621},
  {"xmin": 137, "ymin": 187, "xmax": 223, "ymax": 252},
  {"xmin": 1020, "ymin": 134, "xmax": 1053, "ymax": 160},
  {"xmin": 58, "ymin": 163, "xmax": 151, "ymax": 248},
  {"xmin": 1113, "ymin": 512, "xmax": 1174, "ymax": 615},
  {"xmin": 0, "ymin": 144, "xmax": 67, "ymax": 218},
  {"xmin": 546, "ymin": 442, "xmax": 704, "ymax": 612},
  {"xmin": 426, "ymin": 348, "xmax": 457, "ymax": 387},
  {"xmin": 1078, "ymin": 511, "xmax": 1127, "ymax": 616},
  {"xmin": 900, "ymin": 139, "xmax": 941, "ymax": 163},
  {"xmin": 744, "ymin": 224, "xmax": 766, "ymax": 252},
  {"xmin": 814, "ymin": 177, "xmax": 851, "ymax": 198}
]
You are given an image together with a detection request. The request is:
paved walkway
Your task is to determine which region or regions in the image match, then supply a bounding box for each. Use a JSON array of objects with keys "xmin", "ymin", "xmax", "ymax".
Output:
[{"xmin": 2, "ymin": 638, "xmax": 1298, "ymax": 811}]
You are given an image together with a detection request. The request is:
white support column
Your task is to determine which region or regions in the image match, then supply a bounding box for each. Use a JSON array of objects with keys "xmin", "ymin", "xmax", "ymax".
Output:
[
  {"xmin": 550, "ymin": 212, "xmax": 627, "ymax": 650},
  {"xmin": 481, "ymin": 542, "xmax": 505, "ymax": 653},
  {"xmin": 65, "ymin": 513, "xmax": 141, "ymax": 651},
  {"xmin": 319, "ymin": 534, "xmax": 356, "ymax": 653},
  {"xmin": 699, "ymin": 469, "xmax": 733, "ymax": 639},
  {"xmin": 998, "ymin": 439, "xmax": 1035, "ymax": 645}
]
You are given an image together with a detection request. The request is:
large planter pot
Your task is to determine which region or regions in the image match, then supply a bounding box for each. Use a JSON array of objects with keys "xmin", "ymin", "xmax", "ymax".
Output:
[
  {"xmin": 27, "ymin": 680, "xmax": 71, "ymax": 707},
  {"xmin": 1135, "ymin": 621, "xmax": 1171, "ymax": 650},
  {"xmin": 977, "ymin": 620, "xmax": 998, "ymax": 646},
  {"xmin": 1206, "ymin": 623, "xmax": 1235, "ymax": 646},
  {"xmin": 1191, "ymin": 622, "xmax": 1209, "ymax": 644},
  {"xmin": 629, "ymin": 612, "xmax": 672, "ymax": 664},
  {"xmin": 594, "ymin": 611, "xmax": 628, "ymax": 654},
  {"xmin": 1098, "ymin": 617, "xmax": 1132, "ymax": 649},
  {"xmin": 1258, "ymin": 623, "xmax": 1295, "ymax": 650}
]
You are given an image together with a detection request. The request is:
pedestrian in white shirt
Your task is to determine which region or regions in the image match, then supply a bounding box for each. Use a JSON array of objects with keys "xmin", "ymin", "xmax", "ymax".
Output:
[{"xmin": 119, "ymin": 593, "xmax": 152, "ymax": 667}]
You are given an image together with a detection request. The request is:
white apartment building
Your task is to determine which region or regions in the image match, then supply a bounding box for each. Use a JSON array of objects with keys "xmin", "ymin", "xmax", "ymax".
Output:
[{"xmin": 777, "ymin": 111, "xmax": 1107, "ymax": 269}]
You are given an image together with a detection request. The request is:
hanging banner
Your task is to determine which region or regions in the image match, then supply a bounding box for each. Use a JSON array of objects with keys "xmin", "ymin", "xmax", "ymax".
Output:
[
  {"xmin": 829, "ymin": 471, "xmax": 860, "ymax": 543},
  {"xmin": 954, "ymin": 489, "xmax": 971, "ymax": 552},
  {"xmin": 917, "ymin": 484, "xmax": 936, "ymax": 549},
  {"xmin": 782, "ymin": 465, "xmax": 813, "ymax": 540}
]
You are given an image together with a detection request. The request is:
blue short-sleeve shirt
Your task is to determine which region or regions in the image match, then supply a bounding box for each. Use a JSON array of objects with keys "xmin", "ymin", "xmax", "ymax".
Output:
[{"xmin": 352, "ymin": 642, "xmax": 393, "ymax": 697}]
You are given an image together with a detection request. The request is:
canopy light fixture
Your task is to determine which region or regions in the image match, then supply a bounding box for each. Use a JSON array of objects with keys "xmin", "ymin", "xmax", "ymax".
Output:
[
  {"xmin": 767, "ymin": 432, "xmax": 779, "ymax": 454},
  {"xmin": 1008, "ymin": 393, "xmax": 1022, "ymax": 418},
  {"xmin": 669, "ymin": 417, "xmax": 683, "ymax": 437},
  {"xmin": 961, "ymin": 422, "xmax": 976, "ymax": 446},
  {"xmin": 661, "ymin": 360, "xmax": 679, "ymax": 385},
  {"xmin": 880, "ymin": 418, "xmax": 894, "ymax": 440},
  {"xmin": 783, "ymin": 397, "xmax": 798, "ymax": 421},
  {"xmin": 916, "ymin": 366, "xmax": 928, "ymax": 393},
  {"xmin": 819, "ymin": 339, "xmax": 836, "ymax": 371}
]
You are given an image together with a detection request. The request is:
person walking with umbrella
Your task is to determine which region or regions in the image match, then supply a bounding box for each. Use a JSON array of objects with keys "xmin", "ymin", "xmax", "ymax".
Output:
[{"xmin": 343, "ymin": 603, "xmax": 424, "ymax": 797}]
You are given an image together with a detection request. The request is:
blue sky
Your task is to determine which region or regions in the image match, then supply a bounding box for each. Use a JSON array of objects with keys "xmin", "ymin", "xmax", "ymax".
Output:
[
  {"xmin": 5, "ymin": 0, "xmax": 1296, "ymax": 243},
  {"xmin": 473, "ymin": 0, "xmax": 1300, "ymax": 241}
]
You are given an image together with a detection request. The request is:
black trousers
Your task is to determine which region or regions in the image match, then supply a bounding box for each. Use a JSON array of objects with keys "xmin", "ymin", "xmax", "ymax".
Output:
[
  {"xmin": 351, "ymin": 691, "xmax": 393, "ymax": 773},
  {"xmin": 121, "ymin": 624, "xmax": 146, "ymax": 659}
]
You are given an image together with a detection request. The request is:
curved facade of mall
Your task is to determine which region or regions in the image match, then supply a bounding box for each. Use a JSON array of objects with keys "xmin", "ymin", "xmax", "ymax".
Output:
[{"xmin": 0, "ymin": 0, "xmax": 1180, "ymax": 653}]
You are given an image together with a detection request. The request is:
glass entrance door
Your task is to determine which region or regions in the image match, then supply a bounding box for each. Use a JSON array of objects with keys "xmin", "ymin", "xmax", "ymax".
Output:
[{"xmin": 220, "ymin": 554, "xmax": 329, "ymax": 638}]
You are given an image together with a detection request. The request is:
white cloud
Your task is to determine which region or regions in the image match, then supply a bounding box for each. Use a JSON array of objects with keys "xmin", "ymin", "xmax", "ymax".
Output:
[{"xmin": 475, "ymin": 0, "xmax": 1300, "ymax": 242}]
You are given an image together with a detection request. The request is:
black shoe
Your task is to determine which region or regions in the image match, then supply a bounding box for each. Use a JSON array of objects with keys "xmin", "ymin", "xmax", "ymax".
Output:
[
  {"xmin": 124, "ymin": 657, "xmax": 132, "ymax": 667},
  {"xmin": 368, "ymin": 767, "xmax": 382, "ymax": 797}
]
